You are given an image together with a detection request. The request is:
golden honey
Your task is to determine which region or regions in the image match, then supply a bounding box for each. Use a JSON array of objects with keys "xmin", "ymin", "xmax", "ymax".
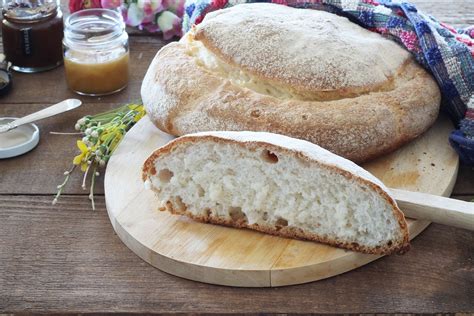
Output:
[
  {"xmin": 63, "ymin": 9, "xmax": 129, "ymax": 96},
  {"xmin": 64, "ymin": 50, "xmax": 129, "ymax": 96}
]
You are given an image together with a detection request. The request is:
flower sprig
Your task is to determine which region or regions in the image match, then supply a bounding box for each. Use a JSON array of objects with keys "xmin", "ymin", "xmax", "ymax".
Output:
[{"xmin": 53, "ymin": 103, "xmax": 146, "ymax": 209}]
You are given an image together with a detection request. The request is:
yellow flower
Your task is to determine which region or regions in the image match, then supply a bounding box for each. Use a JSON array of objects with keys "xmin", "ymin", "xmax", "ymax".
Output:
[
  {"xmin": 128, "ymin": 104, "xmax": 140, "ymax": 111},
  {"xmin": 134, "ymin": 110, "xmax": 145, "ymax": 122},
  {"xmin": 128, "ymin": 104, "xmax": 145, "ymax": 122},
  {"xmin": 73, "ymin": 140, "xmax": 89, "ymax": 171}
]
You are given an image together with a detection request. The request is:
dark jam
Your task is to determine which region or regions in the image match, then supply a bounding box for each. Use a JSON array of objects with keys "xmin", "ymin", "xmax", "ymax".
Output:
[{"xmin": 2, "ymin": 1, "xmax": 63, "ymax": 73}]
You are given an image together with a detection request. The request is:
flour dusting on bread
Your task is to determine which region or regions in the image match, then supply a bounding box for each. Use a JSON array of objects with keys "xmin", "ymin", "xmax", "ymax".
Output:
[
  {"xmin": 141, "ymin": 3, "xmax": 440, "ymax": 163},
  {"xmin": 193, "ymin": 3, "xmax": 409, "ymax": 96}
]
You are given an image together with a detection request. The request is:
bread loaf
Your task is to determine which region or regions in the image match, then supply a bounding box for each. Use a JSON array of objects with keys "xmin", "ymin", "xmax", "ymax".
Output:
[
  {"xmin": 141, "ymin": 3, "xmax": 441, "ymax": 163},
  {"xmin": 142, "ymin": 131, "xmax": 410, "ymax": 255}
]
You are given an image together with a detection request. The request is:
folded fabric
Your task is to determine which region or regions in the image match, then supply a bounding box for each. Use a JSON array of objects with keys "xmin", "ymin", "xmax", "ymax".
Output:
[{"xmin": 182, "ymin": 0, "xmax": 474, "ymax": 164}]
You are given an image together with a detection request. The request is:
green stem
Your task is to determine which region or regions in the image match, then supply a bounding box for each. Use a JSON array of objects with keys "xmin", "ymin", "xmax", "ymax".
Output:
[
  {"xmin": 89, "ymin": 165, "xmax": 97, "ymax": 211},
  {"xmin": 52, "ymin": 165, "xmax": 76, "ymax": 205}
]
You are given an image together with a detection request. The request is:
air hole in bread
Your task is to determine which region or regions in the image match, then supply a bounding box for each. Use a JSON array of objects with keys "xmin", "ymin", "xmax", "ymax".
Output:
[
  {"xmin": 261, "ymin": 149, "xmax": 278, "ymax": 164},
  {"xmin": 197, "ymin": 185, "xmax": 205, "ymax": 197},
  {"xmin": 164, "ymin": 200, "xmax": 173, "ymax": 212},
  {"xmin": 175, "ymin": 196, "xmax": 186, "ymax": 212},
  {"xmin": 275, "ymin": 217, "xmax": 288, "ymax": 227},
  {"xmin": 158, "ymin": 168, "xmax": 173, "ymax": 183},
  {"xmin": 250, "ymin": 109, "xmax": 261, "ymax": 118},
  {"xmin": 387, "ymin": 240, "xmax": 393, "ymax": 246},
  {"xmin": 229, "ymin": 206, "xmax": 247, "ymax": 222},
  {"xmin": 262, "ymin": 212, "xmax": 268, "ymax": 221},
  {"xmin": 302, "ymin": 114, "xmax": 308, "ymax": 120}
]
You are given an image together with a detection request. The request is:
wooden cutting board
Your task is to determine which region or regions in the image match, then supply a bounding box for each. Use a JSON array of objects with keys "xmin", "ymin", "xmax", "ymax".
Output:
[{"xmin": 104, "ymin": 114, "xmax": 458, "ymax": 287}]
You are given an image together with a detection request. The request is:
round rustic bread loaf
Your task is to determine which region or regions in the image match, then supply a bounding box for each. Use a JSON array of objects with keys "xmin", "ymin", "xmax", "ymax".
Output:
[{"xmin": 141, "ymin": 3, "xmax": 441, "ymax": 163}]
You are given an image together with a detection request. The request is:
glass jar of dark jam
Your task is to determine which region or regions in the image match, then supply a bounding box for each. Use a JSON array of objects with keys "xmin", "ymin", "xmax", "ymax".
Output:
[{"xmin": 2, "ymin": 0, "xmax": 64, "ymax": 73}]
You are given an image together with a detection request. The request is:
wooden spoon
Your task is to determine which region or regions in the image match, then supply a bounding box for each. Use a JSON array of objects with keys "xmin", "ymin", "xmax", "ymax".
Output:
[{"xmin": 390, "ymin": 188, "xmax": 474, "ymax": 231}]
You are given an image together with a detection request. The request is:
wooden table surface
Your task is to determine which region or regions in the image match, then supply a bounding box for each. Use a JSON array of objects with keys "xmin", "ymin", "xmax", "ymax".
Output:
[{"xmin": 0, "ymin": 0, "xmax": 473, "ymax": 313}]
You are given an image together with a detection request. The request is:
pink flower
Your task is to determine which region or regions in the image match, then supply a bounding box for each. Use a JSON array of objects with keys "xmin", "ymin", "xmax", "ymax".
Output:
[
  {"xmin": 69, "ymin": 0, "xmax": 102, "ymax": 12},
  {"xmin": 126, "ymin": 3, "xmax": 145, "ymax": 26},
  {"xmin": 162, "ymin": 0, "xmax": 185, "ymax": 16},
  {"xmin": 69, "ymin": 0, "xmax": 85, "ymax": 13},
  {"xmin": 101, "ymin": 0, "xmax": 123, "ymax": 9},
  {"xmin": 156, "ymin": 10, "xmax": 182, "ymax": 39},
  {"xmin": 141, "ymin": 12, "xmax": 155, "ymax": 24},
  {"xmin": 138, "ymin": 0, "xmax": 163, "ymax": 13},
  {"xmin": 83, "ymin": 0, "xmax": 102, "ymax": 9}
]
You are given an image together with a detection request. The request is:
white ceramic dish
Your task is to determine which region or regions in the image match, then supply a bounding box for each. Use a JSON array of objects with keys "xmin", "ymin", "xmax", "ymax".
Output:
[{"xmin": 0, "ymin": 117, "xmax": 40, "ymax": 159}]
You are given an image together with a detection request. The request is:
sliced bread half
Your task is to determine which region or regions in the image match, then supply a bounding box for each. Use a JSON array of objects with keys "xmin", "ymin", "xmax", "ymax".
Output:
[{"xmin": 142, "ymin": 131, "xmax": 409, "ymax": 255}]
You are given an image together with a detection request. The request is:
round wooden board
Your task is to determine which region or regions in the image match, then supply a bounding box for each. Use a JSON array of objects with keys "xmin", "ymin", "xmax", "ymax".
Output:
[{"xmin": 105, "ymin": 115, "xmax": 458, "ymax": 287}]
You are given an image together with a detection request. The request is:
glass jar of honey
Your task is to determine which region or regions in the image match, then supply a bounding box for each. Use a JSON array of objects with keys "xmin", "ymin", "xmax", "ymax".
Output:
[
  {"xmin": 63, "ymin": 9, "xmax": 129, "ymax": 96},
  {"xmin": 1, "ymin": 0, "xmax": 64, "ymax": 73}
]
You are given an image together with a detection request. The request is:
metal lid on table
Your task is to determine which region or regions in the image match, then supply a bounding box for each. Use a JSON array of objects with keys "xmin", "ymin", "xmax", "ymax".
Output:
[{"xmin": 0, "ymin": 117, "xmax": 39, "ymax": 159}]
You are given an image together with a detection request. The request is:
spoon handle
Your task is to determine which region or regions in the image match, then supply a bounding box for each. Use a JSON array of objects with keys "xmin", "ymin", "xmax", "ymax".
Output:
[{"xmin": 1, "ymin": 99, "xmax": 82, "ymax": 133}]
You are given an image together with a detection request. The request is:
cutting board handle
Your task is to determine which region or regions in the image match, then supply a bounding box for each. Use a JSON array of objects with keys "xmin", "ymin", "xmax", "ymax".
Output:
[{"xmin": 390, "ymin": 188, "xmax": 474, "ymax": 231}]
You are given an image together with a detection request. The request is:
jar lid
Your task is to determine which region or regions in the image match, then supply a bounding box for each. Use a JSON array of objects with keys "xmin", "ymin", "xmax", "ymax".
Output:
[
  {"xmin": 3, "ymin": 1, "xmax": 58, "ymax": 21},
  {"xmin": 0, "ymin": 117, "xmax": 39, "ymax": 159},
  {"xmin": 64, "ymin": 9, "xmax": 126, "ymax": 50}
]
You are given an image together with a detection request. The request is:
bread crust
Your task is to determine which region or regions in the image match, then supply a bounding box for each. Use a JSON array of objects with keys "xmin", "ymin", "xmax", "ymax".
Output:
[
  {"xmin": 194, "ymin": 4, "xmax": 413, "ymax": 97},
  {"xmin": 141, "ymin": 40, "xmax": 440, "ymax": 163},
  {"xmin": 142, "ymin": 132, "xmax": 410, "ymax": 255}
]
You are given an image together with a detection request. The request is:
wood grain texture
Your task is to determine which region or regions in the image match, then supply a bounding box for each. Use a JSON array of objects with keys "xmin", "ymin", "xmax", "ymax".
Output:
[
  {"xmin": 104, "ymin": 114, "xmax": 457, "ymax": 287},
  {"xmin": 364, "ymin": 116, "xmax": 459, "ymax": 196},
  {"xmin": 410, "ymin": 0, "xmax": 473, "ymax": 28},
  {"xmin": 0, "ymin": 0, "xmax": 472, "ymax": 312},
  {"xmin": 0, "ymin": 103, "xmax": 116, "ymax": 195},
  {"xmin": 0, "ymin": 195, "xmax": 472, "ymax": 313}
]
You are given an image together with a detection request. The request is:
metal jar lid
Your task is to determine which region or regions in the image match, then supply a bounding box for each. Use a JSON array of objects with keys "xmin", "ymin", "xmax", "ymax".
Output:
[{"xmin": 0, "ymin": 117, "xmax": 39, "ymax": 159}]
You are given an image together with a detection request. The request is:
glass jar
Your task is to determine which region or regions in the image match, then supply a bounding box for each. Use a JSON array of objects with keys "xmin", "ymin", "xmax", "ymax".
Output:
[
  {"xmin": 63, "ymin": 9, "xmax": 129, "ymax": 96},
  {"xmin": 1, "ymin": 0, "xmax": 64, "ymax": 73}
]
